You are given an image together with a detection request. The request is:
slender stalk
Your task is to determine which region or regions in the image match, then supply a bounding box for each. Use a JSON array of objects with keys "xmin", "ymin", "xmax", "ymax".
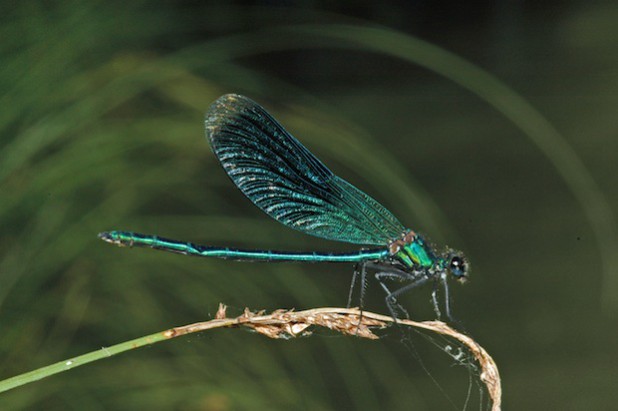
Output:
[{"xmin": 0, "ymin": 305, "xmax": 501, "ymax": 410}]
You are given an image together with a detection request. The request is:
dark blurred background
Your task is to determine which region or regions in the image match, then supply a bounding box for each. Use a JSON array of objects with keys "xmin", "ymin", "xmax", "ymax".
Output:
[{"xmin": 1, "ymin": 1, "xmax": 617, "ymax": 409}]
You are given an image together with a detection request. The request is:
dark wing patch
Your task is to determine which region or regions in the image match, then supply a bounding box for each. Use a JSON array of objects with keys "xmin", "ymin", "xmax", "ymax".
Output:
[{"xmin": 205, "ymin": 94, "xmax": 405, "ymax": 245}]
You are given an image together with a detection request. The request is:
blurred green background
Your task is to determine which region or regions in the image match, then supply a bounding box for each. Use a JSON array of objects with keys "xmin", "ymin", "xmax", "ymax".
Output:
[{"xmin": 1, "ymin": 1, "xmax": 617, "ymax": 409}]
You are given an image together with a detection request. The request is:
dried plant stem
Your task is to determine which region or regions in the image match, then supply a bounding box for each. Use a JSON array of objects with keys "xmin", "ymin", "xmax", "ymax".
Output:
[{"xmin": 0, "ymin": 305, "xmax": 501, "ymax": 410}]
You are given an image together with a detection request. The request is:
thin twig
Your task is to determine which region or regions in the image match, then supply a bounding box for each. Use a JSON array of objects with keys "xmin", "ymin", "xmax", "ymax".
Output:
[
  {"xmin": 169, "ymin": 305, "xmax": 501, "ymax": 411},
  {"xmin": 0, "ymin": 304, "xmax": 501, "ymax": 411}
]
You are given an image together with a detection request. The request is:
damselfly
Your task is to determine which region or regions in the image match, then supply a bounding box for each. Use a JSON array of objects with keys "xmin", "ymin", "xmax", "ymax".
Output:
[{"xmin": 99, "ymin": 94, "xmax": 469, "ymax": 320}]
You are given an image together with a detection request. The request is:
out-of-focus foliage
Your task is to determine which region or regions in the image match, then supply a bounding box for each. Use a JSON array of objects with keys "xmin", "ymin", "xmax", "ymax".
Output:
[{"xmin": 1, "ymin": 1, "xmax": 617, "ymax": 410}]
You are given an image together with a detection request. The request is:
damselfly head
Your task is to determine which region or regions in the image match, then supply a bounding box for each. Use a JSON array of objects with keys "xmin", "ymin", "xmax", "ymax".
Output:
[{"xmin": 446, "ymin": 252, "xmax": 469, "ymax": 284}]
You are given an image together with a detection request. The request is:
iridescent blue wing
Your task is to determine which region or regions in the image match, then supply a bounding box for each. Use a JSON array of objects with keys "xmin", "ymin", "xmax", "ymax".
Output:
[{"xmin": 205, "ymin": 94, "xmax": 405, "ymax": 246}]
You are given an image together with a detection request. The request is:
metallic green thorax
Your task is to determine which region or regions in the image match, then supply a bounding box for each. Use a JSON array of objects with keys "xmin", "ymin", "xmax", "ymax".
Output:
[{"xmin": 394, "ymin": 236, "xmax": 436, "ymax": 268}]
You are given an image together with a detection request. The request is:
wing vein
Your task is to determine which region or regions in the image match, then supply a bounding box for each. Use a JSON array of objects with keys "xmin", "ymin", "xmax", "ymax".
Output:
[{"xmin": 205, "ymin": 94, "xmax": 406, "ymax": 245}]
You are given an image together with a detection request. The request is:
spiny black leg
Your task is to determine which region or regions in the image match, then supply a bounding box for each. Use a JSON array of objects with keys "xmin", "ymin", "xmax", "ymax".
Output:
[
  {"xmin": 354, "ymin": 263, "xmax": 368, "ymax": 335},
  {"xmin": 358, "ymin": 262, "xmax": 368, "ymax": 312},
  {"xmin": 347, "ymin": 263, "xmax": 361, "ymax": 309},
  {"xmin": 348, "ymin": 263, "xmax": 369, "ymax": 336},
  {"xmin": 389, "ymin": 274, "xmax": 431, "ymax": 300},
  {"xmin": 441, "ymin": 274, "xmax": 453, "ymax": 322},
  {"xmin": 440, "ymin": 274, "xmax": 467, "ymax": 332},
  {"xmin": 375, "ymin": 271, "xmax": 412, "ymax": 320},
  {"xmin": 378, "ymin": 278, "xmax": 408, "ymax": 323},
  {"xmin": 390, "ymin": 295, "xmax": 410, "ymax": 320},
  {"xmin": 431, "ymin": 279, "xmax": 442, "ymax": 319},
  {"xmin": 347, "ymin": 263, "xmax": 368, "ymax": 310},
  {"xmin": 386, "ymin": 294, "xmax": 408, "ymax": 323},
  {"xmin": 384, "ymin": 274, "xmax": 433, "ymax": 320}
]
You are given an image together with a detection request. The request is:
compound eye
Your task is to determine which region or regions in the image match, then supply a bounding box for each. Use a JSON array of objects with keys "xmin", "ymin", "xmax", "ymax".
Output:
[{"xmin": 449, "ymin": 255, "xmax": 466, "ymax": 278}]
